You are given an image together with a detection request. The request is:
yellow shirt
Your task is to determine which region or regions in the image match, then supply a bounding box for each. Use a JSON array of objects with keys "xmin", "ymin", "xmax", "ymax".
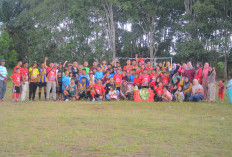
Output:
[{"xmin": 29, "ymin": 67, "xmax": 39, "ymax": 81}]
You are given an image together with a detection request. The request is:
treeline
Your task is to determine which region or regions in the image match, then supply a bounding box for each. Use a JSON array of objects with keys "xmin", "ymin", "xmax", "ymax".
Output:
[{"xmin": 0, "ymin": 0, "xmax": 231, "ymax": 78}]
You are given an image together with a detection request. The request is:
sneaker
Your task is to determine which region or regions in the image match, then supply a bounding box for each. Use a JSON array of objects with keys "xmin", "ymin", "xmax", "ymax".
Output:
[
  {"xmin": 92, "ymin": 98, "xmax": 95, "ymax": 102},
  {"xmin": 65, "ymin": 99, "xmax": 69, "ymax": 102}
]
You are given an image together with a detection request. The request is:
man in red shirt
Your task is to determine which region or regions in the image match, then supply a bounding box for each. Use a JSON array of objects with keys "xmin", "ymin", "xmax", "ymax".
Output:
[
  {"xmin": 140, "ymin": 69, "xmax": 150, "ymax": 88},
  {"xmin": 21, "ymin": 62, "xmax": 29, "ymax": 102},
  {"xmin": 10, "ymin": 68, "xmax": 21, "ymax": 102},
  {"xmin": 93, "ymin": 79, "xmax": 105, "ymax": 101},
  {"xmin": 149, "ymin": 69, "xmax": 158, "ymax": 89},
  {"xmin": 123, "ymin": 60, "xmax": 133, "ymax": 73},
  {"xmin": 45, "ymin": 59, "xmax": 58, "ymax": 101},
  {"xmin": 145, "ymin": 61, "xmax": 154, "ymax": 74},
  {"xmin": 14, "ymin": 60, "xmax": 22, "ymax": 73}
]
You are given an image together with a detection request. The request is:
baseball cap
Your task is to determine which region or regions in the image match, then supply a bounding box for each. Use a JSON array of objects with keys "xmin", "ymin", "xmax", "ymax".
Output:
[{"xmin": 0, "ymin": 59, "xmax": 5, "ymax": 62}]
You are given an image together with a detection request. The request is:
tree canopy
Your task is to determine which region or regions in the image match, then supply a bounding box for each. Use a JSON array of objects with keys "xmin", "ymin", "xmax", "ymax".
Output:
[{"xmin": 0, "ymin": 0, "xmax": 231, "ymax": 78}]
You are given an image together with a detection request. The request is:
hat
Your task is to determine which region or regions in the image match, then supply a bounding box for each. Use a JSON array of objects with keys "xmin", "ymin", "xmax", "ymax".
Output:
[
  {"xmin": 0, "ymin": 59, "xmax": 5, "ymax": 62},
  {"xmin": 59, "ymin": 62, "xmax": 62, "ymax": 65}
]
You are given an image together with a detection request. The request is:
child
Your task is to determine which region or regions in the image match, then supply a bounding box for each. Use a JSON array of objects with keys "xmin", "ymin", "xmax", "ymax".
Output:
[
  {"xmin": 133, "ymin": 73, "xmax": 141, "ymax": 89},
  {"xmin": 56, "ymin": 71, "xmax": 63, "ymax": 101},
  {"xmin": 95, "ymin": 66, "xmax": 104, "ymax": 80},
  {"xmin": 87, "ymin": 73, "xmax": 96, "ymax": 101},
  {"xmin": 174, "ymin": 86, "xmax": 185, "ymax": 102},
  {"xmin": 109, "ymin": 87, "xmax": 117, "ymax": 101},
  {"xmin": 128, "ymin": 69, "xmax": 136, "ymax": 83},
  {"xmin": 77, "ymin": 77, "xmax": 88, "ymax": 100},
  {"xmin": 114, "ymin": 69, "xmax": 123, "ymax": 91},
  {"xmin": 218, "ymin": 80, "xmax": 225, "ymax": 103},
  {"xmin": 10, "ymin": 68, "xmax": 21, "ymax": 102},
  {"xmin": 162, "ymin": 86, "xmax": 172, "ymax": 102},
  {"xmin": 93, "ymin": 79, "xmax": 105, "ymax": 101},
  {"xmin": 122, "ymin": 70, "xmax": 128, "ymax": 81},
  {"xmin": 69, "ymin": 72, "xmax": 73, "ymax": 81},
  {"xmin": 154, "ymin": 82, "xmax": 163, "ymax": 102},
  {"xmin": 63, "ymin": 78, "xmax": 77, "ymax": 101},
  {"xmin": 162, "ymin": 72, "xmax": 169, "ymax": 86}
]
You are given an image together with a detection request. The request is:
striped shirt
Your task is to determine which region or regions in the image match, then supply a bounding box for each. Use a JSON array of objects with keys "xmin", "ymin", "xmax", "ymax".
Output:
[
  {"xmin": 38, "ymin": 68, "xmax": 47, "ymax": 83},
  {"xmin": 0, "ymin": 66, "xmax": 8, "ymax": 80}
]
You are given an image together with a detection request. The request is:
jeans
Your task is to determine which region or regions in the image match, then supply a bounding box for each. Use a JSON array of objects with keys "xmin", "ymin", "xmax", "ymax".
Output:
[
  {"xmin": 29, "ymin": 82, "xmax": 37, "ymax": 100},
  {"xmin": 106, "ymin": 90, "xmax": 119, "ymax": 100},
  {"xmin": 189, "ymin": 94, "xmax": 204, "ymax": 102},
  {"xmin": 21, "ymin": 81, "xmax": 29, "ymax": 101},
  {"xmin": 0, "ymin": 80, "xmax": 7, "ymax": 99},
  {"xmin": 46, "ymin": 82, "xmax": 56, "ymax": 101}
]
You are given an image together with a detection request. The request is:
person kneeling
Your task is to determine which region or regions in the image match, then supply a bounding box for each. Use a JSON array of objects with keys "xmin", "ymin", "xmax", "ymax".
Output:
[
  {"xmin": 189, "ymin": 79, "xmax": 204, "ymax": 102},
  {"xmin": 63, "ymin": 78, "xmax": 77, "ymax": 101},
  {"xmin": 76, "ymin": 77, "xmax": 88, "ymax": 100},
  {"xmin": 109, "ymin": 87, "xmax": 118, "ymax": 101}
]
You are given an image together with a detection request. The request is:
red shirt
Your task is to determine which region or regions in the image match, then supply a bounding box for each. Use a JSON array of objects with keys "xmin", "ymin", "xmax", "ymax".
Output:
[
  {"xmin": 46, "ymin": 67, "xmax": 56, "ymax": 82},
  {"xmin": 21, "ymin": 68, "xmax": 29, "ymax": 81},
  {"xmin": 14, "ymin": 66, "xmax": 21, "ymax": 73},
  {"xmin": 150, "ymin": 74, "xmax": 158, "ymax": 81},
  {"xmin": 138, "ymin": 58, "xmax": 146, "ymax": 64},
  {"xmin": 141, "ymin": 74, "xmax": 150, "ymax": 86},
  {"xmin": 10, "ymin": 73, "xmax": 21, "ymax": 86},
  {"xmin": 123, "ymin": 65, "xmax": 133, "ymax": 72},
  {"xmin": 133, "ymin": 78, "xmax": 141, "ymax": 87},
  {"xmin": 156, "ymin": 86, "xmax": 163, "ymax": 95},
  {"xmin": 93, "ymin": 84, "xmax": 105, "ymax": 95},
  {"xmin": 162, "ymin": 76, "xmax": 169, "ymax": 84},
  {"xmin": 114, "ymin": 74, "xmax": 123, "ymax": 84},
  {"xmin": 146, "ymin": 67, "xmax": 154, "ymax": 72}
]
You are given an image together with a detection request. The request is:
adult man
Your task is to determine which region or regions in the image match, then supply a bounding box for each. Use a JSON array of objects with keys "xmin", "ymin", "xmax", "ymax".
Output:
[
  {"xmin": 72, "ymin": 61, "xmax": 79, "ymax": 84},
  {"xmin": 14, "ymin": 60, "xmax": 22, "ymax": 73},
  {"xmin": 21, "ymin": 62, "xmax": 29, "ymax": 102},
  {"xmin": 0, "ymin": 59, "xmax": 8, "ymax": 102},
  {"xmin": 46, "ymin": 59, "xmax": 57, "ymax": 101}
]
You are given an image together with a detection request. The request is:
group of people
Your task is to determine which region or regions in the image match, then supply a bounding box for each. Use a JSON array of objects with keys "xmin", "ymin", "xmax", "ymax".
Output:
[{"xmin": 0, "ymin": 54, "xmax": 227, "ymax": 103}]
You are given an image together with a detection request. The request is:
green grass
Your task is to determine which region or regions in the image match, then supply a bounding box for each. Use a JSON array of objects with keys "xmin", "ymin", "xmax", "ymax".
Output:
[{"xmin": 0, "ymin": 81, "xmax": 232, "ymax": 156}]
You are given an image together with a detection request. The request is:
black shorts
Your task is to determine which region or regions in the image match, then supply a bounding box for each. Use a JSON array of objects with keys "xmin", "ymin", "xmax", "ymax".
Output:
[
  {"xmin": 38, "ymin": 82, "xmax": 47, "ymax": 87},
  {"xmin": 56, "ymin": 84, "xmax": 62, "ymax": 93},
  {"xmin": 13, "ymin": 86, "xmax": 20, "ymax": 93},
  {"xmin": 95, "ymin": 94, "xmax": 103, "ymax": 98}
]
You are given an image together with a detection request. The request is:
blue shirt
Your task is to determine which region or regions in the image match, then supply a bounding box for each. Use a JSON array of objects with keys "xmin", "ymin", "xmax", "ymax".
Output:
[
  {"xmin": 128, "ymin": 74, "xmax": 135, "ymax": 83},
  {"xmin": 94, "ymin": 71, "xmax": 104, "ymax": 80},
  {"xmin": 0, "ymin": 66, "xmax": 7, "ymax": 81},
  {"xmin": 62, "ymin": 75, "xmax": 70, "ymax": 90}
]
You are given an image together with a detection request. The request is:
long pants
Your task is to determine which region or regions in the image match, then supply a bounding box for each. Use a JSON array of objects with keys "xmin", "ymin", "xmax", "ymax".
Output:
[
  {"xmin": 0, "ymin": 80, "xmax": 7, "ymax": 99},
  {"xmin": 208, "ymin": 83, "xmax": 216, "ymax": 102},
  {"xmin": 175, "ymin": 93, "xmax": 184, "ymax": 102},
  {"xmin": 106, "ymin": 90, "xmax": 119, "ymax": 100},
  {"xmin": 46, "ymin": 82, "xmax": 56, "ymax": 101},
  {"xmin": 21, "ymin": 81, "xmax": 29, "ymax": 101},
  {"xmin": 29, "ymin": 82, "xmax": 37, "ymax": 100},
  {"xmin": 189, "ymin": 94, "xmax": 204, "ymax": 102}
]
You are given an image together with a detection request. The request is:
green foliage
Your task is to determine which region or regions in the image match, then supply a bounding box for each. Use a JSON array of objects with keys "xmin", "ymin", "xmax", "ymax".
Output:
[{"xmin": 0, "ymin": 31, "xmax": 18, "ymax": 67}]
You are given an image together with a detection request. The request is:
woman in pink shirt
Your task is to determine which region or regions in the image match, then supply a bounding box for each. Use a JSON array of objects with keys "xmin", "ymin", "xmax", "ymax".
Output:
[{"xmin": 162, "ymin": 86, "xmax": 173, "ymax": 102}]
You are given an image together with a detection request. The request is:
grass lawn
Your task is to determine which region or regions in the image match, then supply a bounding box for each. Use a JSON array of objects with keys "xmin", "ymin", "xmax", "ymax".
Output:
[{"xmin": 0, "ymin": 81, "xmax": 232, "ymax": 156}]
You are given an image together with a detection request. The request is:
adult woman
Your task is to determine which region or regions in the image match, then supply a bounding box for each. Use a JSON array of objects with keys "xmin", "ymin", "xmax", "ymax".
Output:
[
  {"xmin": 195, "ymin": 62, "xmax": 203, "ymax": 84},
  {"xmin": 189, "ymin": 79, "xmax": 204, "ymax": 102},
  {"xmin": 207, "ymin": 67, "xmax": 216, "ymax": 102},
  {"xmin": 184, "ymin": 62, "xmax": 196, "ymax": 83},
  {"xmin": 202, "ymin": 63, "xmax": 209, "ymax": 101}
]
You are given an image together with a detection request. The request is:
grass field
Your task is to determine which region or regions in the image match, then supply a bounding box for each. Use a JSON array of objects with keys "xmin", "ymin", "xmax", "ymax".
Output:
[{"xmin": 0, "ymin": 81, "xmax": 232, "ymax": 156}]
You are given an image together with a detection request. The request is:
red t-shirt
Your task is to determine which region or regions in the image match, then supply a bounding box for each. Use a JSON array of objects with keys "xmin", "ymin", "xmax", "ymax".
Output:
[
  {"xmin": 146, "ymin": 67, "xmax": 154, "ymax": 72},
  {"xmin": 141, "ymin": 74, "xmax": 150, "ymax": 86},
  {"xmin": 133, "ymin": 78, "xmax": 141, "ymax": 87},
  {"xmin": 14, "ymin": 66, "xmax": 21, "ymax": 73},
  {"xmin": 46, "ymin": 67, "xmax": 56, "ymax": 82},
  {"xmin": 138, "ymin": 58, "xmax": 146, "ymax": 64},
  {"xmin": 162, "ymin": 76, "xmax": 169, "ymax": 84},
  {"xmin": 93, "ymin": 84, "xmax": 105, "ymax": 95},
  {"xmin": 150, "ymin": 74, "xmax": 158, "ymax": 81},
  {"xmin": 21, "ymin": 68, "xmax": 29, "ymax": 81},
  {"xmin": 10, "ymin": 73, "xmax": 21, "ymax": 86},
  {"xmin": 123, "ymin": 65, "xmax": 133, "ymax": 72},
  {"xmin": 113, "ymin": 74, "xmax": 123, "ymax": 84},
  {"xmin": 156, "ymin": 86, "xmax": 163, "ymax": 95}
]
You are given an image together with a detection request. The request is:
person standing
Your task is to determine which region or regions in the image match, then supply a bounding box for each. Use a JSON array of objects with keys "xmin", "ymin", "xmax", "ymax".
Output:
[
  {"xmin": 21, "ymin": 62, "xmax": 29, "ymax": 102},
  {"xmin": 207, "ymin": 67, "xmax": 216, "ymax": 102},
  {"xmin": 29, "ymin": 62, "xmax": 39, "ymax": 101},
  {"xmin": 14, "ymin": 60, "xmax": 22, "ymax": 73},
  {"xmin": 0, "ymin": 59, "xmax": 8, "ymax": 102},
  {"xmin": 46, "ymin": 59, "xmax": 57, "ymax": 101},
  {"xmin": 195, "ymin": 62, "xmax": 203, "ymax": 84},
  {"xmin": 202, "ymin": 63, "xmax": 209, "ymax": 101},
  {"xmin": 38, "ymin": 58, "xmax": 48, "ymax": 100}
]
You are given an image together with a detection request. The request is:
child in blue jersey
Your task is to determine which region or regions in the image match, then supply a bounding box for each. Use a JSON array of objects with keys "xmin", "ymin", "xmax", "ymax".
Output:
[
  {"xmin": 79, "ymin": 69, "xmax": 88, "ymax": 83},
  {"xmin": 62, "ymin": 70, "xmax": 70, "ymax": 92},
  {"xmin": 128, "ymin": 69, "xmax": 136, "ymax": 83},
  {"xmin": 94, "ymin": 66, "xmax": 104, "ymax": 80}
]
